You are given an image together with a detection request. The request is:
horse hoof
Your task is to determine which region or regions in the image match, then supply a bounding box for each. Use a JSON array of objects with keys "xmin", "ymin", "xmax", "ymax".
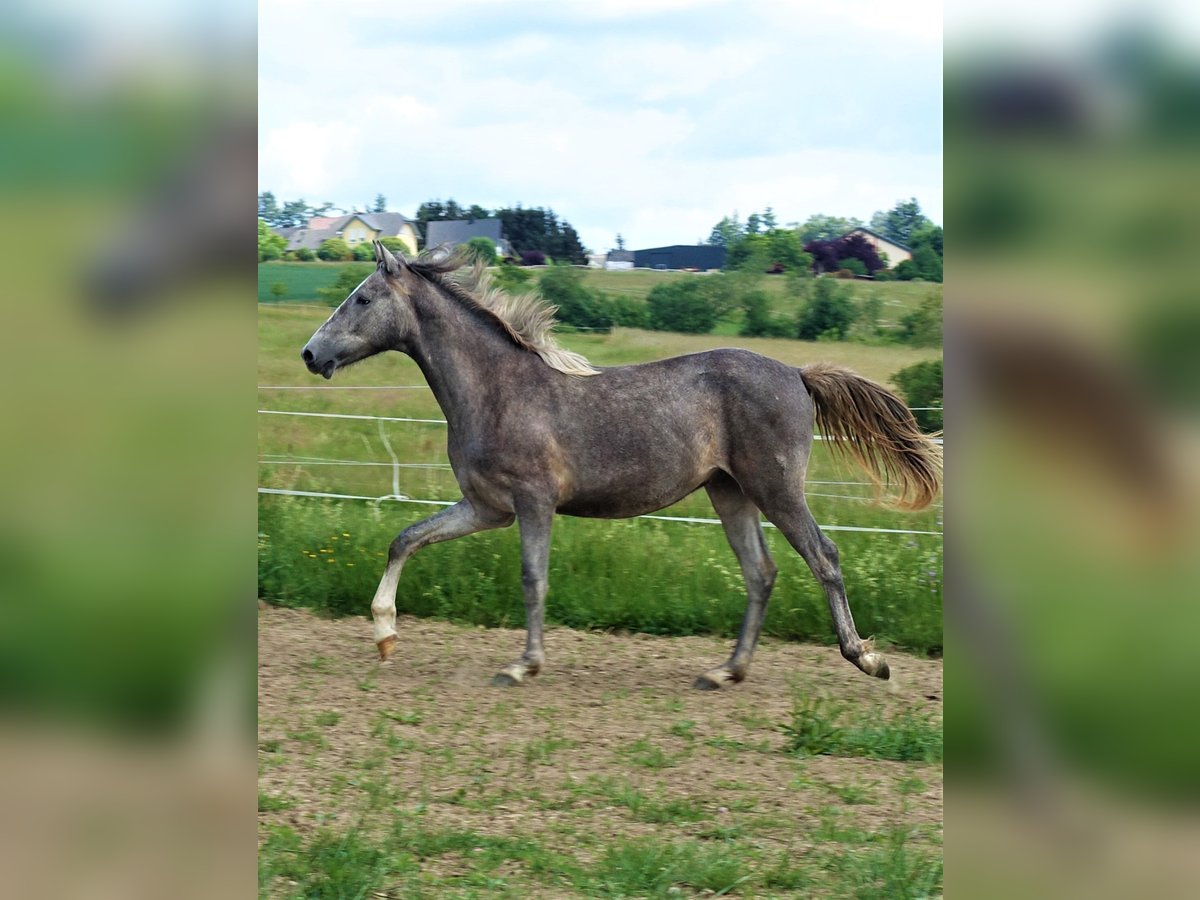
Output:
[
  {"xmin": 874, "ymin": 660, "xmax": 891, "ymax": 680},
  {"xmin": 692, "ymin": 674, "xmax": 723, "ymax": 691},
  {"xmin": 491, "ymin": 672, "xmax": 521, "ymax": 688},
  {"xmin": 377, "ymin": 635, "xmax": 397, "ymax": 662}
]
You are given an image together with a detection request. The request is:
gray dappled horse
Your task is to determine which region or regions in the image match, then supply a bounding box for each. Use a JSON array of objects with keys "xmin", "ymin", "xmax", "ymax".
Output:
[{"xmin": 302, "ymin": 242, "xmax": 941, "ymax": 689}]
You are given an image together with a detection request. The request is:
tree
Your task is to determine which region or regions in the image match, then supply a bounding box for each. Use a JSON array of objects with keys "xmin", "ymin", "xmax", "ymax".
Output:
[
  {"xmin": 726, "ymin": 229, "xmax": 812, "ymax": 274},
  {"xmin": 646, "ymin": 281, "xmax": 717, "ymax": 334},
  {"xmin": 745, "ymin": 211, "xmax": 763, "ymax": 235},
  {"xmin": 495, "ymin": 205, "xmax": 587, "ymax": 264},
  {"xmin": 466, "ymin": 204, "xmax": 490, "ymax": 221},
  {"xmin": 463, "ymin": 236, "xmax": 497, "ymax": 265},
  {"xmin": 615, "ymin": 233, "xmax": 626, "ymax": 251},
  {"xmin": 538, "ymin": 265, "xmax": 614, "ymax": 332},
  {"xmin": 258, "ymin": 219, "xmax": 286, "ymax": 261},
  {"xmin": 797, "ymin": 277, "xmax": 855, "ymax": 341},
  {"xmin": 258, "ymin": 191, "xmax": 280, "ymax": 226},
  {"xmin": 415, "ymin": 198, "xmax": 468, "ymax": 237},
  {"xmin": 805, "ymin": 232, "xmax": 883, "ymax": 274},
  {"xmin": 372, "ymin": 193, "xmax": 387, "ymax": 213},
  {"xmin": 898, "ymin": 292, "xmax": 943, "ymax": 346},
  {"xmin": 909, "ymin": 223, "xmax": 943, "ymax": 257},
  {"xmin": 707, "ymin": 215, "xmax": 742, "ymax": 247},
  {"xmin": 317, "ymin": 238, "xmax": 352, "ymax": 261},
  {"xmin": 911, "ymin": 245, "xmax": 943, "ymax": 282},
  {"xmin": 740, "ymin": 291, "xmax": 792, "ymax": 338},
  {"xmin": 796, "ymin": 213, "xmax": 864, "ymax": 244},
  {"xmin": 891, "ymin": 359, "xmax": 943, "ymax": 432},
  {"xmin": 871, "ymin": 198, "xmax": 931, "ymax": 247}
]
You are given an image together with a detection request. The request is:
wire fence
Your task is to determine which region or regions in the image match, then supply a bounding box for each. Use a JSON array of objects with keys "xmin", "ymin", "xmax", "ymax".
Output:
[{"xmin": 257, "ymin": 396, "xmax": 944, "ymax": 537}]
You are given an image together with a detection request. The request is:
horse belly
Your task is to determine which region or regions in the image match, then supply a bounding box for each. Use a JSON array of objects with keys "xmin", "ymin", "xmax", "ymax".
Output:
[{"xmin": 555, "ymin": 470, "xmax": 713, "ymax": 519}]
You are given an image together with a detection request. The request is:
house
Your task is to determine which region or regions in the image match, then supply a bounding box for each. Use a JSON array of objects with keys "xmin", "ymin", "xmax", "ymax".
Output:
[
  {"xmin": 842, "ymin": 227, "xmax": 911, "ymax": 268},
  {"xmin": 424, "ymin": 218, "xmax": 512, "ymax": 257},
  {"xmin": 632, "ymin": 245, "xmax": 725, "ymax": 271},
  {"xmin": 277, "ymin": 212, "xmax": 420, "ymax": 256},
  {"xmin": 605, "ymin": 250, "xmax": 634, "ymax": 270}
]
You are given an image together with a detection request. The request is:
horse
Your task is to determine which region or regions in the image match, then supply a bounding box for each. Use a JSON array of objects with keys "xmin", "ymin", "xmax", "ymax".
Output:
[{"xmin": 301, "ymin": 241, "xmax": 942, "ymax": 689}]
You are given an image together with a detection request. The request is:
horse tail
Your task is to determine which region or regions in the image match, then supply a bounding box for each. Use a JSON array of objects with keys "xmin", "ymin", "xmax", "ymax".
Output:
[{"xmin": 799, "ymin": 363, "xmax": 942, "ymax": 511}]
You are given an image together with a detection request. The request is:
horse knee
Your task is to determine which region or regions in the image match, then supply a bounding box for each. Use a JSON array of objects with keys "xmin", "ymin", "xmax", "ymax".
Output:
[
  {"xmin": 388, "ymin": 528, "xmax": 419, "ymax": 564},
  {"xmin": 761, "ymin": 558, "xmax": 778, "ymax": 593}
]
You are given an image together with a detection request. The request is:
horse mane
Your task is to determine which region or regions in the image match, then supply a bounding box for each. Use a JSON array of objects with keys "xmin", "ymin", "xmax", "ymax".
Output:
[{"xmin": 407, "ymin": 248, "xmax": 599, "ymax": 377}]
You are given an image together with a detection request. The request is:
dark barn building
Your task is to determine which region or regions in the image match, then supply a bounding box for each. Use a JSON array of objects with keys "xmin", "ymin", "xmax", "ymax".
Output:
[{"xmin": 632, "ymin": 244, "xmax": 726, "ymax": 270}]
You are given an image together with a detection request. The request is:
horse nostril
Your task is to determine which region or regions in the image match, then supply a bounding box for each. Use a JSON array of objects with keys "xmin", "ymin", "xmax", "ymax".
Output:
[{"xmin": 301, "ymin": 348, "xmax": 314, "ymax": 364}]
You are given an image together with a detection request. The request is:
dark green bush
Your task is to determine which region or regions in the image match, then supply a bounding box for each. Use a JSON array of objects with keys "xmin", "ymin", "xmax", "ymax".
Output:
[
  {"xmin": 352, "ymin": 242, "xmax": 375, "ymax": 261},
  {"xmin": 609, "ymin": 295, "xmax": 649, "ymax": 329},
  {"xmin": 891, "ymin": 359, "xmax": 943, "ymax": 431},
  {"xmin": 463, "ymin": 236, "xmax": 497, "ymax": 265},
  {"xmin": 739, "ymin": 290, "xmax": 793, "ymax": 338},
  {"xmin": 491, "ymin": 262, "xmax": 532, "ymax": 293},
  {"xmin": 912, "ymin": 245, "xmax": 943, "ymax": 282},
  {"xmin": 894, "ymin": 259, "xmax": 918, "ymax": 281},
  {"xmin": 538, "ymin": 265, "xmax": 613, "ymax": 332},
  {"xmin": 295, "ymin": 247, "xmax": 316, "ymax": 261},
  {"xmin": 317, "ymin": 238, "xmax": 353, "ymax": 261},
  {"xmin": 796, "ymin": 277, "xmax": 855, "ymax": 341},
  {"xmin": 646, "ymin": 281, "xmax": 717, "ymax": 333},
  {"xmin": 837, "ymin": 257, "xmax": 867, "ymax": 277},
  {"xmin": 898, "ymin": 292, "xmax": 943, "ymax": 347}
]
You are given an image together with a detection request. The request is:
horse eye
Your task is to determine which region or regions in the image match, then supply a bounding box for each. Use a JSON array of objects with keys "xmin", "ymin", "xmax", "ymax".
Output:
[{"xmin": 356, "ymin": 295, "xmax": 370, "ymax": 306}]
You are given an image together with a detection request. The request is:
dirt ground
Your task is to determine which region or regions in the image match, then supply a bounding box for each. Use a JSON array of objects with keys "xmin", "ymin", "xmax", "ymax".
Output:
[{"xmin": 258, "ymin": 605, "xmax": 942, "ymax": 882}]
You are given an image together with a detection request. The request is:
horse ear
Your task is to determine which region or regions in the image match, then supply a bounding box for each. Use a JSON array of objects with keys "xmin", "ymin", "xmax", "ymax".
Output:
[{"xmin": 374, "ymin": 240, "xmax": 403, "ymax": 276}]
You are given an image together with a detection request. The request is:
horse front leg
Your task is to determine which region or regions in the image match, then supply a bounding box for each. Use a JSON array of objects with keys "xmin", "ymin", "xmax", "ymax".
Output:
[
  {"xmin": 492, "ymin": 506, "xmax": 553, "ymax": 686},
  {"xmin": 372, "ymin": 498, "xmax": 513, "ymax": 661}
]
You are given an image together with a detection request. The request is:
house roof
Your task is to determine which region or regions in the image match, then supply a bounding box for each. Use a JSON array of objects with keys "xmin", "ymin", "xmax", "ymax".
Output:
[
  {"xmin": 844, "ymin": 227, "xmax": 911, "ymax": 252},
  {"xmin": 276, "ymin": 212, "xmax": 418, "ymax": 252},
  {"xmin": 425, "ymin": 218, "xmax": 504, "ymax": 247}
]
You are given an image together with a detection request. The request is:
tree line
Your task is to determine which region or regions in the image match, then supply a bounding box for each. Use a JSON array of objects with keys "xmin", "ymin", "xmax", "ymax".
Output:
[
  {"xmin": 709, "ymin": 198, "xmax": 943, "ymax": 283},
  {"xmin": 258, "ymin": 192, "xmax": 588, "ymax": 265}
]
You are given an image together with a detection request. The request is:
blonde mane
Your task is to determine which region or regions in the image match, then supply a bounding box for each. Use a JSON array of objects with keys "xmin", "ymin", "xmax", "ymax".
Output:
[{"xmin": 409, "ymin": 249, "xmax": 599, "ymax": 377}]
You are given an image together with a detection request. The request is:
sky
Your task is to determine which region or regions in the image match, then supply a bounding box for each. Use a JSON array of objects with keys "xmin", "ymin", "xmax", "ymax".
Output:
[{"xmin": 259, "ymin": 0, "xmax": 942, "ymax": 253}]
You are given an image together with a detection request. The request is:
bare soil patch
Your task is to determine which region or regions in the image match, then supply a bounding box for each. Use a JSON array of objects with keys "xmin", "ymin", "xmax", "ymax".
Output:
[{"xmin": 259, "ymin": 606, "xmax": 942, "ymax": 886}]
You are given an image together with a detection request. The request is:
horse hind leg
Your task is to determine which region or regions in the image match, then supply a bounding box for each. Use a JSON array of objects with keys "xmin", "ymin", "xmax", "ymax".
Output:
[
  {"xmin": 491, "ymin": 503, "xmax": 553, "ymax": 687},
  {"xmin": 762, "ymin": 498, "xmax": 890, "ymax": 680},
  {"xmin": 694, "ymin": 474, "xmax": 778, "ymax": 690}
]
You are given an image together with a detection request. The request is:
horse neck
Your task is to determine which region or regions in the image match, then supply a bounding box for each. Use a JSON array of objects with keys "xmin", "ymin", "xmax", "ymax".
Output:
[{"xmin": 404, "ymin": 280, "xmax": 532, "ymax": 430}]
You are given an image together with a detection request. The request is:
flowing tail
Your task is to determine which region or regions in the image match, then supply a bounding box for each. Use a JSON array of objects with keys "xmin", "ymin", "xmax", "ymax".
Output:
[{"xmin": 800, "ymin": 363, "xmax": 943, "ymax": 511}]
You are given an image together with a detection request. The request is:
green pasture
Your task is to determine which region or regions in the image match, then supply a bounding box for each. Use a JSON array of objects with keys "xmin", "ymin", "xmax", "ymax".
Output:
[
  {"xmin": 258, "ymin": 261, "xmax": 347, "ymax": 302},
  {"xmin": 257, "ymin": 303, "xmax": 943, "ymax": 655}
]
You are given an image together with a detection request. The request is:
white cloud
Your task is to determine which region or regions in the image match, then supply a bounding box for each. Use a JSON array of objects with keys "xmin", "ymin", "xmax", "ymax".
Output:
[{"xmin": 259, "ymin": 1, "xmax": 942, "ymax": 250}]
